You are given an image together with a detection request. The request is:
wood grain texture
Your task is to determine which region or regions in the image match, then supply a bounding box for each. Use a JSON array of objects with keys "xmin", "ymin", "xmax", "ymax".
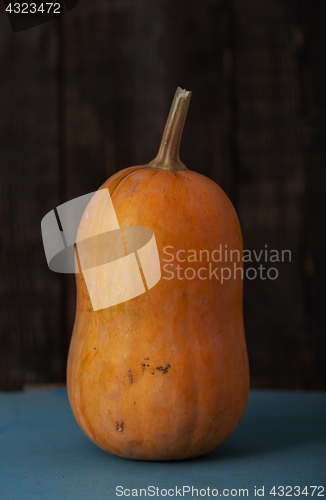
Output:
[
  {"xmin": 295, "ymin": 0, "xmax": 326, "ymax": 390},
  {"xmin": 0, "ymin": 11, "xmax": 64, "ymax": 389},
  {"xmin": 233, "ymin": 0, "xmax": 306, "ymax": 389},
  {"xmin": 0, "ymin": 0, "xmax": 325, "ymax": 390}
]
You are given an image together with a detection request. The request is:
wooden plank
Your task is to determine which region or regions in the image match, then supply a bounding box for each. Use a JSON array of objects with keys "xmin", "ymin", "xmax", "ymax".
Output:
[
  {"xmin": 233, "ymin": 0, "xmax": 307, "ymax": 388},
  {"xmin": 0, "ymin": 13, "xmax": 63, "ymax": 389},
  {"xmin": 295, "ymin": 0, "xmax": 326, "ymax": 390}
]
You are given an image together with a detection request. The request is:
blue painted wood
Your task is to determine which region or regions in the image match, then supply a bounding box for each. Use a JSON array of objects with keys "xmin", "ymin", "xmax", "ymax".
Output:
[{"xmin": 0, "ymin": 389, "xmax": 325, "ymax": 499}]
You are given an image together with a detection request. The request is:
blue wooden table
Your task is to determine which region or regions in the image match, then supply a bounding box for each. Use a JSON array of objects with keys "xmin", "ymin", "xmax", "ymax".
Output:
[{"xmin": 0, "ymin": 389, "xmax": 325, "ymax": 499}]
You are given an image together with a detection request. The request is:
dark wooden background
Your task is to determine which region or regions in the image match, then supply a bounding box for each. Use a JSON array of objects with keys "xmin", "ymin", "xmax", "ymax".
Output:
[{"xmin": 0, "ymin": 0, "xmax": 325, "ymax": 390}]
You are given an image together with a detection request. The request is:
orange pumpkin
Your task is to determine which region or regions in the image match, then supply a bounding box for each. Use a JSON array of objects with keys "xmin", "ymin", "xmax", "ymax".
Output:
[{"xmin": 67, "ymin": 88, "xmax": 249, "ymax": 461}]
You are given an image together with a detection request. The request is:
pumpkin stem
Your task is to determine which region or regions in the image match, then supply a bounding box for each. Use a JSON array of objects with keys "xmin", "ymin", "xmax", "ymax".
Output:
[{"xmin": 148, "ymin": 87, "xmax": 191, "ymax": 172}]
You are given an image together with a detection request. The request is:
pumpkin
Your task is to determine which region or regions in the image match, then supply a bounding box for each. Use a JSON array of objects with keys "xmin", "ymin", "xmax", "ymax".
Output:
[{"xmin": 67, "ymin": 88, "xmax": 249, "ymax": 461}]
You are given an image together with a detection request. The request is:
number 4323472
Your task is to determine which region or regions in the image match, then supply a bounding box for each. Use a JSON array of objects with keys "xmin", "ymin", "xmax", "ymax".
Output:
[
  {"xmin": 6, "ymin": 3, "xmax": 61, "ymax": 14},
  {"xmin": 270, "ymin": 486, "xmax": 324, "ymax": 497}
]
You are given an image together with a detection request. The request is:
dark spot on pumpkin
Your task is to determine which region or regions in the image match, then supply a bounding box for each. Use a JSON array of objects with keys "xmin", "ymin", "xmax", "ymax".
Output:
[
  {"xmin": 129, "ymin": 375, "xmax": 133, "ymax": 383},
  {"xmin": 151, "ymin": 372, "xmax": 154, "ymax": 374},
  {"xmin": 156, "ymin": 364, "xmax": 171, "ymax": 374},
  {"xmin": 144, "ymin": 357, "xmax": 149, "ymax": 360},
  {"xmin": 141, "ymin": 363, "xmax": 147, "ymax": 372},
  {"xmin": 115, "ymin": 421, "xmax": 124, "ymax": 432},
  {"xmin": 128, "ymin": 369, "xmax": 132, "ymax": 373},
  {"xmin": 183, "ymin": 293, "xmax": 186, "ymax": 296}
]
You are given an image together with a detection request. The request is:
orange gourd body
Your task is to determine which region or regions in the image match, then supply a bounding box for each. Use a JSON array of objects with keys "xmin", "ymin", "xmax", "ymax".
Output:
[{"xmin": 67, "ymin": 165, "xmax": 250, "ymax": 461}]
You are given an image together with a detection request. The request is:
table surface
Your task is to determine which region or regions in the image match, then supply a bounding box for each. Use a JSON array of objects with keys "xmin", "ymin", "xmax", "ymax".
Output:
[{"xmin": 0, "ymin": 388, "xmax": 325, "ymax": 500}]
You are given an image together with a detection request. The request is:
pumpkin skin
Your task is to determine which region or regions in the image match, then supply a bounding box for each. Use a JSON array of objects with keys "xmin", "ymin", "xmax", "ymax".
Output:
[{"xmin": 67, "ymin": 164, "xmax": 250, "ymax": 461}]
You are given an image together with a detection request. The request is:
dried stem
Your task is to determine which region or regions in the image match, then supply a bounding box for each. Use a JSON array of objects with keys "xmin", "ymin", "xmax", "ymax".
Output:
[{"xmin": 148, "ymin": 87, "xmax": 192, "ymax": 172}]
